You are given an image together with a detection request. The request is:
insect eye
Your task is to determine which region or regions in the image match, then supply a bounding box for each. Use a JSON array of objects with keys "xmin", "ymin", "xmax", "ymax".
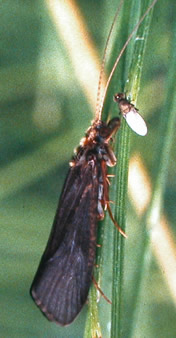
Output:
[{"xmin": 113, "ymin": 92, "xmax": 125, "ymax": 102}]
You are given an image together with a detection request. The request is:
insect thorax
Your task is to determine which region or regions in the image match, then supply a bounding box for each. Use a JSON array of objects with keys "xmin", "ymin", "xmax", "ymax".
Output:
[{"xmin": 70, "ymin": 118, "xmax": 120, "ymax": 168}]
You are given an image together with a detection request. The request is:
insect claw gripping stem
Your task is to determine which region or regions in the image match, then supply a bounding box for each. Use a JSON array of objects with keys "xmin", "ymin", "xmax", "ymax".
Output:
[
  {"xmin": 96, "ymin": 243, "xmax": 102, "ymax": 248},
  {"xmin": 109, "ymin": 200, "xmax": 115, "ymax": 204},
  {"xmin": 94, "ymin": 264, "xmax": 99, "ymax": 268},
  {"xmin": 92, "ymin": 276, "xmax": 112, "ymax": 305},
  {"xmin": 106, "ymin": 176, "xmax": 111, "ymax": 185},
  {"xmin": 107, "ymin": 203, "xmax": 128, "ymax": 238}
]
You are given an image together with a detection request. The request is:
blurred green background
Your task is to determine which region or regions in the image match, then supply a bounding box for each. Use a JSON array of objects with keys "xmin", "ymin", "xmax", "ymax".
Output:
[{"xmin": 1, "ymin": 0, "xmax": 176, "ymax": 337}]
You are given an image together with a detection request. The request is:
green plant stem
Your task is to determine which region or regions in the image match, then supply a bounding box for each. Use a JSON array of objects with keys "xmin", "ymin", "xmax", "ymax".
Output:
[
  {"xmin": 111, "ymin": 0, "xmax": 156, "ymax": 337},
  {"xmin": 111, "ymin": 119, "xmax": 130, "ymax": 338},
  {"xmin": 84, "ymin": 0, "xmax": 158, "ymax": 336},
  {"xmin": 84, "ymin": 285, "xmax": 102, "ymax": 338}
]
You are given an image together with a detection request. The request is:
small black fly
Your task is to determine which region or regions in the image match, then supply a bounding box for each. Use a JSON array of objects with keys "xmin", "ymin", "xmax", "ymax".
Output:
[{"xmin": 30, "ymin": 0, "xmax": 158, "ymax": 326}]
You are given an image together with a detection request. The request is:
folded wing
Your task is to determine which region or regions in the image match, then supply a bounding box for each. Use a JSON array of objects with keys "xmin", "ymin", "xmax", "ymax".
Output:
[{"xmin": 30, "ymin": 161, "xmax": 99, "ymax": 325}]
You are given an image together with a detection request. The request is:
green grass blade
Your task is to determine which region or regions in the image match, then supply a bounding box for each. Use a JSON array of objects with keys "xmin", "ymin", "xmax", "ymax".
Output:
[
  {"xmin": 84, "ymin": 286, "xmax": 102, "ymax": 338},
  {"xmin": 84, "ymin": 0, "xmax": 158, "ymax": 336},
  {"xmin": 111, "ymin": 1, "xmax": 156, "ymax": 337}
]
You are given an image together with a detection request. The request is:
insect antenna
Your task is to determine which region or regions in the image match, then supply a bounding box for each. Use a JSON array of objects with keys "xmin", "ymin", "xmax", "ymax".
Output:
[
  {"xmin": 95, "ymin": 0, "xmax": 124, "ymax": 122},
  {"xmin": 98, "ymin": 0, "xmax": 159, "ymax": 120}
]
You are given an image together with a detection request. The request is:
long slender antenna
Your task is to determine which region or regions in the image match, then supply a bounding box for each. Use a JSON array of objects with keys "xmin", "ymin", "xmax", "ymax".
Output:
[
  {"xmin": 98, "ymin": 0, "xmax": 159, "ymax": 119},
  {"xmin": 95, "ymin": 0, "xmax": 124, "ymax": 121}
]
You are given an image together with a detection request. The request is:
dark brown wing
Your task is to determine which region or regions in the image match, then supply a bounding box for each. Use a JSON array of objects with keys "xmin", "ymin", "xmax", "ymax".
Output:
[{"xmin": 30, "ymin": 160, "xmax": 100, "ymax": 326}]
